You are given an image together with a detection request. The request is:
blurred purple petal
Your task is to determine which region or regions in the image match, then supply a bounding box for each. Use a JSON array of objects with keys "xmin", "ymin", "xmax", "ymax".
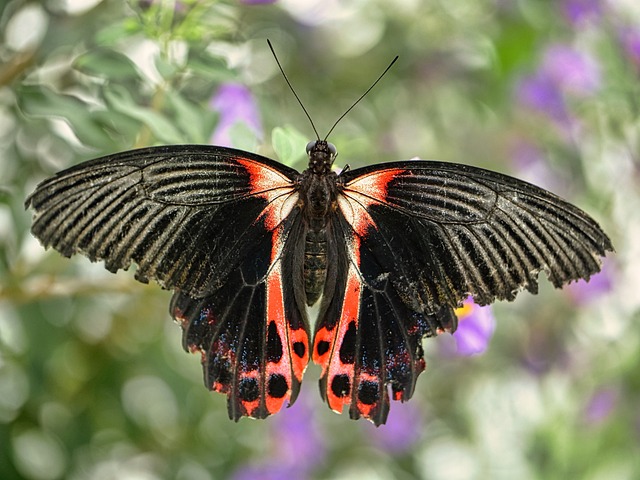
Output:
[
  {"xmin": 364, "ymin": 400, "xmax": 424, "ymax": 453},
  {"xmin": 562, "ymin": 0, "xmax": 603, "ymax": 25},
  {"xmin": 271, "ymin": 391, "xmax": 326, "ymax": 470},
  {"xmin": 515, "ymin": 44, "xmax": 600, "ymax": 126},
  {"xmin": 566, "ymin": 258, "xmax": 614, "ymax": 305},
  {"xmin": 210, "ymin": 83, "xmax": 262, "ymax": 147},
  {"xmin": 139, "ymin": 0, "xmax": 187, "ymax": 13},
  {"xmin": 541, "ymin": 45, "xmax": 601, "ymax": 95},
  {"xmin": 620, "ymin": 28, "xmax": 640, "ymax": 68},
  {"xmin": 521, "ymin": 328, "xmax": 570, "ymax": 376},
  {"xmin": 584, "ymin": 387, "xmax": 618, "ymax": 425},
  {"xmin": 231, "ymin": 390, "xmax": 325, "ymax": 480},
  {"xmin": 451, "ymin": 300, "xmax": 496, "ymax": 357},
  {"xmin": 241, "ymin": 0, "xmax": 277, "ymax": 4},
  {"xmin": 516, "ymin": 73, "xmax": 568, "ymax": 122}
]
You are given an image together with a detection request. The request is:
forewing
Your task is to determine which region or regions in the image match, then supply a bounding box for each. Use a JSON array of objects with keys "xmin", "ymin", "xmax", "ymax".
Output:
[
  {"xmin": 25, "ymin": 145, "xmax": 301, "ymax": 298},
  {"xmin": 339, "ymin": 160, "xmax": 613, "ymax": 310}
]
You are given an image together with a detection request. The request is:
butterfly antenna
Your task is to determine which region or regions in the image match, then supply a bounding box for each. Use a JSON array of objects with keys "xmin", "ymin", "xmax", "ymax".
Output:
[
  {"xmin": 323, "ymin": 55, "xmax": 399, "ymax": 141},
  {"xmin": 267, "ymin": 39, "xmax": 320, "ymax": 140}
]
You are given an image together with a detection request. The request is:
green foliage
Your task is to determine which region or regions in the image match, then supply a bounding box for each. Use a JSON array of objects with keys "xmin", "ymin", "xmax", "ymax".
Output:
[{"xmin": 272, "ymin": 125, "xmax": 307, "ymax": 166}]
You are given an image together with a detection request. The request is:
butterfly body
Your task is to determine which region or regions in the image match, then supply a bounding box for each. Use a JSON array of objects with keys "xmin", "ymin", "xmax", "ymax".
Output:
[
  {"xmin": 26, "ymin": 142, "xmax": 612, "ymax": 426},
  {"xmin": 297, "ymin": 141, "xmax": 340, "ymax": 306}
]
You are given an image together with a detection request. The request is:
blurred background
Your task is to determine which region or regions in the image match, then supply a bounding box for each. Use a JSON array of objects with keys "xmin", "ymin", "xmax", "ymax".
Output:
[{"xmin": 1, "ymin": 0, "xmax": 638, "ymax": 479}]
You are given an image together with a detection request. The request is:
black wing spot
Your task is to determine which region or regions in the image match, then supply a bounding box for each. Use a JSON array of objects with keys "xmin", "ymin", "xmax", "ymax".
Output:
[
  {"xmin": 268, "ymin": 374, "xmax": 288, "ymax": 399},
  {"xmin": 331, "ymin": 374, "xmax": 351, "ymax": 398},
  {"xmin": 238, "ymin": 377, "xmax": 259, "ymax": 402},
  {"xmin": 339, "ymin": 321, "xmax": 357, "ymax": 364},
  {"xmin": 316, "ymin": 340, "xmax": 330, "ymax": 356},
  {"xmin": 358, "ymin": 380, "xmax": 379, "ymax": 405},
  {"xmin": 266, "ymin": 321, "xmax": 283, "ymax": 363},
  {"xmin": 293, "ymin": 341, "xmax": 306, "ymax": 358}
]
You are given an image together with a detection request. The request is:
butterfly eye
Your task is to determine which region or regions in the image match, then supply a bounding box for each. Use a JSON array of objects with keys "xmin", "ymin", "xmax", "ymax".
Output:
[
  {"xmin": 306, "ymin": 141, "xmax": 317, "ymax": 154},
  {"xmin": 327, "ymin": 142, "xmax": 337, "ymax": 156}
]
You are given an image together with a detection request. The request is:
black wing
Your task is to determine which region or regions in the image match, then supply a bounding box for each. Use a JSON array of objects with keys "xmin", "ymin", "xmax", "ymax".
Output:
[
  {"xmin": 26, "ymin": 144, "xmax": 311, "ymax": 420},
  {"xmin": 26, "ymin": 145, "xmax": 300, "ymax": 298},
  {"xmin": 312, "ymin": 211, "xmax": 457, "ymax": 425},
  {"xmin": 312, "ymin": 159, "xmax": 611, "ymax": 426},
  {"xmin": 339, "ymin": 160, "xmax": 612, "ymax": 309},
  {"xmin": 171, "ymin": 209, "xmax": 310, "ymax": 420}
]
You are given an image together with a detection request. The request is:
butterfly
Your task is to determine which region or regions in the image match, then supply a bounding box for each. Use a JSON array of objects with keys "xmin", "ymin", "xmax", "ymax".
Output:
[
  {"xmin": 25, "ymin": 48, "xmax": 613, "ymax": 426},
  {"xmin": 25, "ymin": 139, "xmax": 613, "ymax": 425}
]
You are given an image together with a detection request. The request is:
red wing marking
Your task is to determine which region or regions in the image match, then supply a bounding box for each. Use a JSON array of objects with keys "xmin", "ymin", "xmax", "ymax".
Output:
[
  {"xmin": 237, "ymin": 158, "xmax": 294, "ymax": 197},
  {"xmin": 289, "ymin": 326, "xmax": 309, "ymax": 382},
  {"xmin": 337, "ymin": 196, "xmax": 376, "ymax": 236},
  {"xmin": 259, "ymin": 227, "xmax": 310, "ymax": 416},
  {"xmin": 313, "ymin": 249, "xmax": 362, "ymax": 414},
  {"xmin": 344, "ymin": 167, "xmax": 403, "ymax": 199},
  {"xmin": 339, "ymin": 168, "xmax": 404, "ymax": 235},
  {"xmin": 263, "ymin": 262, "xmax": 290, "ymax": 415},
  {"xmin": 235, "ymin": 158, "xmax": 301, "ymax": 414},
  {"xmin": 237, "ymin": 158, "xmax": 298, "ymax": 230}
]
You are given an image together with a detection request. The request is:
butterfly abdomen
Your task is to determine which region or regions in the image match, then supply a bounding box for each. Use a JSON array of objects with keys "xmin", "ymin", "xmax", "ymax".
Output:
[{"xmin": 304, "ymin": 227, "xmax": 328, "ymax": 306}]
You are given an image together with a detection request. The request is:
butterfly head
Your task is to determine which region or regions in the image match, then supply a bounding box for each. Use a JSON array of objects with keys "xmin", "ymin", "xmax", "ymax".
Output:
[{"xmin": 306, "ymin": 140, "xmax": 337, "ymax": 175}]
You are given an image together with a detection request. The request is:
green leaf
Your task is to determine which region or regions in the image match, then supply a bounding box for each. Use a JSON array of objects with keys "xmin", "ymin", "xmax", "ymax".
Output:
[
  {"xmin": 272, "ymin": 125, "xmax": 307, "ymax": 166},
  {"xmin": 95, "ymin": 21, "xmax": 139, "ymax": 45},
  {"xmin": 74, "ymin": 49, "xmax": 141, "ymax": 81},
  {"xmin": 188, "ymin": 56, "xmax": 236, "ymax": 82},
  {"xmin": 154, "ymin": 54, "xmax": 179, "ymax": 80},
  {"xmin": 18, "ymin": 85, "xmax": 116, "ymax": 149},
  {"xmin": 165, "ymin": 90, "xmax": 216, "ymax": 143},
  {"xmin": 104, "ymin": 85, "xmax": 184, "ymax": 144},
  {"xmin": 228, "ymin": 122, "xmax": 260, "ymax": 152}
]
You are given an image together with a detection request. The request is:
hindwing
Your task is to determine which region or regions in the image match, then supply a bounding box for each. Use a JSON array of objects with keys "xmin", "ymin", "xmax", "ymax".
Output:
[{"xmin": 171, "ymin": 210, "xmax": 310, "ymax": 419}]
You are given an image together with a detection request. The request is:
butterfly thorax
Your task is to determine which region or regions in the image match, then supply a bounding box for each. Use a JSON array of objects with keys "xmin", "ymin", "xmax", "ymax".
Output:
[
  {"xmin": 306, "ymin": 139, "xmax": 336, "ymax": 175},
  {"xmin": 300, "ymin": 142, "xmax": 339, "ymax": 306}
]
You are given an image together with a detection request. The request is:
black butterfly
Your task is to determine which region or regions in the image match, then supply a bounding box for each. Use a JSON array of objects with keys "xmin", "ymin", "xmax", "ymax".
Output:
[{"xmin": 25, "ymin": 49, "xmax": 613, "ymax": 426}]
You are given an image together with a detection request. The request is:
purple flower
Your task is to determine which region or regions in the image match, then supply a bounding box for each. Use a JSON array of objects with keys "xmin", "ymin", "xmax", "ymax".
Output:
[
  {"xmin": 210, "ymin": 83, "xmax": 262, "ymax": 147},
  {"xmin": 562, "ymin": 0, "xmax": 603, "ymax": 25},
  {"xmin": 231, "ymin": 391, "xmax": 325, "ymax": 480},
  {"xmin": 542, "ymin": 45, "xmax": 601, "ymax": 95},
  {"xmin": 515, "ymin": 44, "xmax": 601, "ymax": 125},
  {"xmin": 270, "ymin": 391, "xmax": 326, "ymax": 470},
  {"xmin": 363, "ymin": 400, "xmax": 424, "ymax": 453},
  {"xmin": 516, "ymin": 74, "xmax": 568, "ymax": 122},
  {"xmin": 440, "ymin": 300, "xmax": 496, "ymax": 357},
  {"xmin": 566, "ymin": 258, "xmax": 614, "ymax": 305},
  {"xmin": 584, "ymin": 387, "xmax": 618, "ymax": 425},
  {"xmin": 620, "ymin": 28, "xmax": 640, "ymax": 69}
]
